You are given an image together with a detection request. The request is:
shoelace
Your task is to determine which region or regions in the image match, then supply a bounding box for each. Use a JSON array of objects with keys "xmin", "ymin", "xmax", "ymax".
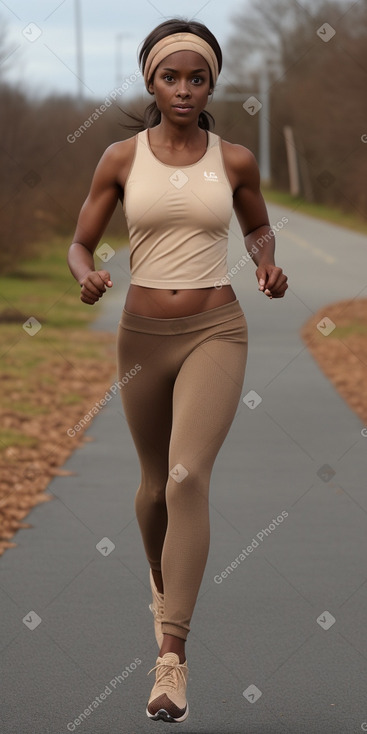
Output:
[
  {"xmin": 147, "ymin": 660, "xmax": 187, "ymax": 690},
  {"xmin": 149, "ymin": 600, "xmax": 164, "ymax": 618}
]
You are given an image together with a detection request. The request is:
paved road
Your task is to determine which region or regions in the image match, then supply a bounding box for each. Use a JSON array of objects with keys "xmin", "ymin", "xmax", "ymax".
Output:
[{"xmin": 1, "ymin": 203, "xmax": 367, "ymax": 734}]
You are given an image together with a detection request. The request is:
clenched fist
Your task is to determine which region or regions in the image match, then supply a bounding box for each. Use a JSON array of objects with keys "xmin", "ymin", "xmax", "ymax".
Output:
[{"xmin": 79, "ymin": 270, "xmax": 113, "ymax": 305}]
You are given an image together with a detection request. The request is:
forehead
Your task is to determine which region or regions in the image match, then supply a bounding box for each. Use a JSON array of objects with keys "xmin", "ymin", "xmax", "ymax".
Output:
[{"xmin": 157, "ymin": 49, "xmax": 210, "ymax": 72}]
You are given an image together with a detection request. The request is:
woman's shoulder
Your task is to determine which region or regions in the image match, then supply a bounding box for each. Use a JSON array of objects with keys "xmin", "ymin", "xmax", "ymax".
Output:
[
  {"xmin": 218, "ymin": 137, "xmax": 260, "ymax": 187},
  {"xmin": 103, "ymin": 133, "xmax": 140, "ymax": 165},
  {"xmin": 219, "ymin": 137, "xmax": 258, "ymax": 170},
  {"xmin": 96, "ymin": 133, "xmax": 141, "ymax": 184}
]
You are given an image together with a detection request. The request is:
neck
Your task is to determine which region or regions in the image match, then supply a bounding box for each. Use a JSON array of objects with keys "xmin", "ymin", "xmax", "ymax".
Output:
[{"xmin": 151, "ymin": 117, "xmax": 206, "ymax": 149}]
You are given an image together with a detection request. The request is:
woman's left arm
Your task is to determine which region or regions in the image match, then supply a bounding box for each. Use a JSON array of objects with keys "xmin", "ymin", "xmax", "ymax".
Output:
[{"xmin": 226, "ymin": 143, "xmax": 288, "ymax": 299}]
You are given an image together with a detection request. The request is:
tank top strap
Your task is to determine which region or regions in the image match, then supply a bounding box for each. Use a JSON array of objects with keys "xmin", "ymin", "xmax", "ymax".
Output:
[
  {"xmin": 207, "ymin": 130, "xmax": 218, "ymax": 149},
  {"xmin": 137, "ymin": 128, "xmax": 219, "ymax": 163}
]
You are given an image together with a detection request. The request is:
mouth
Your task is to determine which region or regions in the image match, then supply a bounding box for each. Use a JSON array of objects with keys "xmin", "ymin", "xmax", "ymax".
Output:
[{"xmin": 172, "ymin": 105, "xmax": 194, "ymax": 111}]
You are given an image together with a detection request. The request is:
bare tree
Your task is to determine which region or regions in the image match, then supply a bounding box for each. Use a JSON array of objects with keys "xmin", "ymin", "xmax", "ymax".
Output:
[
  {"xmin": 0, "ymin": 15, "xmax": 20, "ymax": 79},
  {"xmin": 223, "ymin": 0, "xmax": 367, "ymax": 212}
]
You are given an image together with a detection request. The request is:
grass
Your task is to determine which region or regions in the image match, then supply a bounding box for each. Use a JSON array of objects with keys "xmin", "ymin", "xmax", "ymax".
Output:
[
  {"xmin": 262, "ymin": 187, "xmax": 367, "ymax": 235},
  {"xmin": 331, "ymin": 324, "xmax": 367, "ymax": 339},
  {"xmin": 0, "ymin": 235, "xmax": 124, "ymax": 329},
  {"xmin": 0, "ymin": 235, "xmax": 124, "ymax": 450},
  {"xmin": 0, "ymin": 430, "xmax": 38, "ymax": 450},
  {"xmin": 60, "ymin": 392, "xmax": 87, "ymax": 406}
]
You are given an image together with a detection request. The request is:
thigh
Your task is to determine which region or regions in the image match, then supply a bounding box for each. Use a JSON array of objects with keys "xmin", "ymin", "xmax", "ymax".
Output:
[
  {"xmin": 117, "ymin": 327, "xmax": 174, "ymax": 475},
  {"xmin": 169, "ymin": 335, "xmax": 248, "ymax": 473}
]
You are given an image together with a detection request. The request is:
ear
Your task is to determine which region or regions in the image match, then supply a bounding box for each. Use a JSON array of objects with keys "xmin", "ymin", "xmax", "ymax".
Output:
[{"xmin": 148, "ymin": 82, "xmax": 154, "ymax": 95}]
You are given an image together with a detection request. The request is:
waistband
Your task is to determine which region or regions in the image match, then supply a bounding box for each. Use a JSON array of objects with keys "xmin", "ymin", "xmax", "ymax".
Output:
[{"xmin": 119, "ymin": 299, "xmax": 245, "ymax": 335}]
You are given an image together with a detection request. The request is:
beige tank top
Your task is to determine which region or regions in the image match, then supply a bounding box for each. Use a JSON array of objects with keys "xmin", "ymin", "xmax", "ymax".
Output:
[{"xmin": 123, "ymin": 128, "xmax": 233, "ymax": 289}]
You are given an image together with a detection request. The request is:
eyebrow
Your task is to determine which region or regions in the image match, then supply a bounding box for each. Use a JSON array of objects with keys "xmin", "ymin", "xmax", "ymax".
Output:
[{"xmin": 161, "ymin": 67, "xmax": 208, "ymax": 73}]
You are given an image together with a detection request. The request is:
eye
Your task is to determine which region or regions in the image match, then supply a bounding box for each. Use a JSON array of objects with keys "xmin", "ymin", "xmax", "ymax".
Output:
[
  {"xmin": 192, "ymin": 76, "xmax": 204, "ymax": 84},
  {"xmin": 163, "ymin": 74, "xmax": 174, "ymax": 82}
]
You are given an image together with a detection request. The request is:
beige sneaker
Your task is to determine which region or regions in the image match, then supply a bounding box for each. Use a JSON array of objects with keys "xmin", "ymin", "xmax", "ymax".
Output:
[
  {"xmin": 148, "ymin": 568, "xmax": 164, "ymax": 648},
  {"xmin": 146, "ymin": 652, "xmax": 189, "ymax": 722}
]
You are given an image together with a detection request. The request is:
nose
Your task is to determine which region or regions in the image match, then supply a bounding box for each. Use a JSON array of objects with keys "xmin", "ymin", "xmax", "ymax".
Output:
[{"xmin": 175, "ymin": 78, "xmax": 191, "ymax": 98}]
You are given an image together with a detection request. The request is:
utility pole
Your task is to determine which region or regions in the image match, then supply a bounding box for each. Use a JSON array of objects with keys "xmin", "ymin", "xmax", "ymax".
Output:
[
  {"xmin": 116, "ymin": 32, "xmax": 131, "ymax": 88},
  {"xmin": 74, "ymin": 0, "xmax": 84, "ymax": 100},
  {"xmin": 217, "ymin": 61, "xmax": 272, "ymax": 186},
  {"xmin": 258, "ymin": 63, "xmax": 271, "ymax": 186}
]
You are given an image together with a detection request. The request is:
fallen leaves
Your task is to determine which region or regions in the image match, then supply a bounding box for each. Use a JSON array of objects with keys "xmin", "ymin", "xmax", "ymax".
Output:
[
  {"xmin": 300, "ymin": 298, "xmax": 367, "ymax": 424},
  {"xmin": 0, "ymin": 331, "xmax": 117, "ymax": 556}
]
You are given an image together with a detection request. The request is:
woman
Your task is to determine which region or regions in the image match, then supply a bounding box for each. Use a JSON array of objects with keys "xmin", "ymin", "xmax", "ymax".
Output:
[{"xmin": 68, "ymin": 17, "xmax": 288, "ymax": 724}]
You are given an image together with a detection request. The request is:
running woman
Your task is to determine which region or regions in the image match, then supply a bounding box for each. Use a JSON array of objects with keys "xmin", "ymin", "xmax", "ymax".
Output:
[{"xmin": 68, "ymin": 17, "xmax": 288, "ymax": 724}]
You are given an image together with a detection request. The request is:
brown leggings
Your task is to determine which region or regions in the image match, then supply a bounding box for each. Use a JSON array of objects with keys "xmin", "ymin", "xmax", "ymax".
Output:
[{"xmin": 116, "ymin": 299, "xmax": 248, "ymax": 640}]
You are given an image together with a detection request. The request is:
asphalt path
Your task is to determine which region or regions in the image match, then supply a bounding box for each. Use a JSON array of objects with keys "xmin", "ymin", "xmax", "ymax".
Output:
[{"xmin": 1, "ymin": 202, "xmax": 367, "ymax": 734}]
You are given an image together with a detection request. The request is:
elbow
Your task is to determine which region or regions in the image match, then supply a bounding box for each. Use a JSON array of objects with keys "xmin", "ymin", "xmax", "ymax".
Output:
[{"xmin": 67, "ymin": 240, "xmax": 79, "ymax": 263}]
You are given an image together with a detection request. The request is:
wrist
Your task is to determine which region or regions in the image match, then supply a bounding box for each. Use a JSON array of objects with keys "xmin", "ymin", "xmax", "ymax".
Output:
[{"xmin": 78, "ymin": 268, "xmax": 95, "ymax": 286}]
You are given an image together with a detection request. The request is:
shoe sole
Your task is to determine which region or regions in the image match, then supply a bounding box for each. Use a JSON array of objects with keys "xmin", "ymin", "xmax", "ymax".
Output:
[{"xmin": 146, "ymin": 702, "xmax": 189, "ymax": 723}]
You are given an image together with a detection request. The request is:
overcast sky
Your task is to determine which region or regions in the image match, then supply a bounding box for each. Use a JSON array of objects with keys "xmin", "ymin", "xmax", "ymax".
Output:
[{"xmin": 1, "ymin": 0, "xmax": 247, "ymax": 101}]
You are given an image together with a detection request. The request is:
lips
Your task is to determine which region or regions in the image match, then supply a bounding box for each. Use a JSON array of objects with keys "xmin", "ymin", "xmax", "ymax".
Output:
[{"xmin": 172, "ymin": 105, "xmax": 193, "ymax": 109}]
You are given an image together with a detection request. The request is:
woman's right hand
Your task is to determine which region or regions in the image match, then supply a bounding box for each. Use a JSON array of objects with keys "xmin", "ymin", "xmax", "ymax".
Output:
[{"xmin": 79, "ymin": 270, "xmax": 113, "ymax": 305}]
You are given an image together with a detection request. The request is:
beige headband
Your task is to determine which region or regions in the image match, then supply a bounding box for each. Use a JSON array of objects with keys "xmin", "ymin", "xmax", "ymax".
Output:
[{"xmin": 143, "ymin": 32, "xmax": 219, "ymax": 91}]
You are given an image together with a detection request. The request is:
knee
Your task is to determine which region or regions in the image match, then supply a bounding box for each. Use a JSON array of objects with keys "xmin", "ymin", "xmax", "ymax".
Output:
[
  {"xmin": 166, "ymin": 465, "xmax": 209, "ymax": 502},
  {"xmin": 135, "ymin": 477, "xmax": 167, "ymax": 506}
]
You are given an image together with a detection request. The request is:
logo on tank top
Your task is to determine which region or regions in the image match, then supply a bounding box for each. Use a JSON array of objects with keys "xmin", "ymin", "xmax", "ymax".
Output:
[{"xmin": 204, "ymin": 170, "xmax": 219, "ymax": 182}]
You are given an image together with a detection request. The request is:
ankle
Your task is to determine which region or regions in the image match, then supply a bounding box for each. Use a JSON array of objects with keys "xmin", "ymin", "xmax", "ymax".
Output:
[{"xmin": 159, "ymin": 633, "xmax": 186, "ymax": 664}]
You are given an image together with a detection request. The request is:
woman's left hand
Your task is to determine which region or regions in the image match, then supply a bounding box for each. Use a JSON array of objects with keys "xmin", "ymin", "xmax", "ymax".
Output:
[{"xmin": 256, "ymin": 263, "xmax": 288, "ymax": 299}]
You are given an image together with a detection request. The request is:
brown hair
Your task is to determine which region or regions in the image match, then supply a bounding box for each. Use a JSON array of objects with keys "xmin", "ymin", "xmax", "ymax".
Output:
[{"xmin": 120, "ymin": 18, "xmax": 222, "ymax": 131}]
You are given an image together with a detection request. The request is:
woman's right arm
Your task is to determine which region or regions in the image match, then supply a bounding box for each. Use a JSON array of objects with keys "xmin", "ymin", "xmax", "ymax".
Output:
[{"xmin": 67, "ymin": 143, "xmax": 124, "ymax": 305}]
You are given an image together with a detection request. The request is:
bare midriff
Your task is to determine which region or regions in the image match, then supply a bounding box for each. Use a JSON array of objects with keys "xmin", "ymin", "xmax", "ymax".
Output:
[{"xmin": 124, "ymin": 283, "xmax": 237, "ymax": 318}]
